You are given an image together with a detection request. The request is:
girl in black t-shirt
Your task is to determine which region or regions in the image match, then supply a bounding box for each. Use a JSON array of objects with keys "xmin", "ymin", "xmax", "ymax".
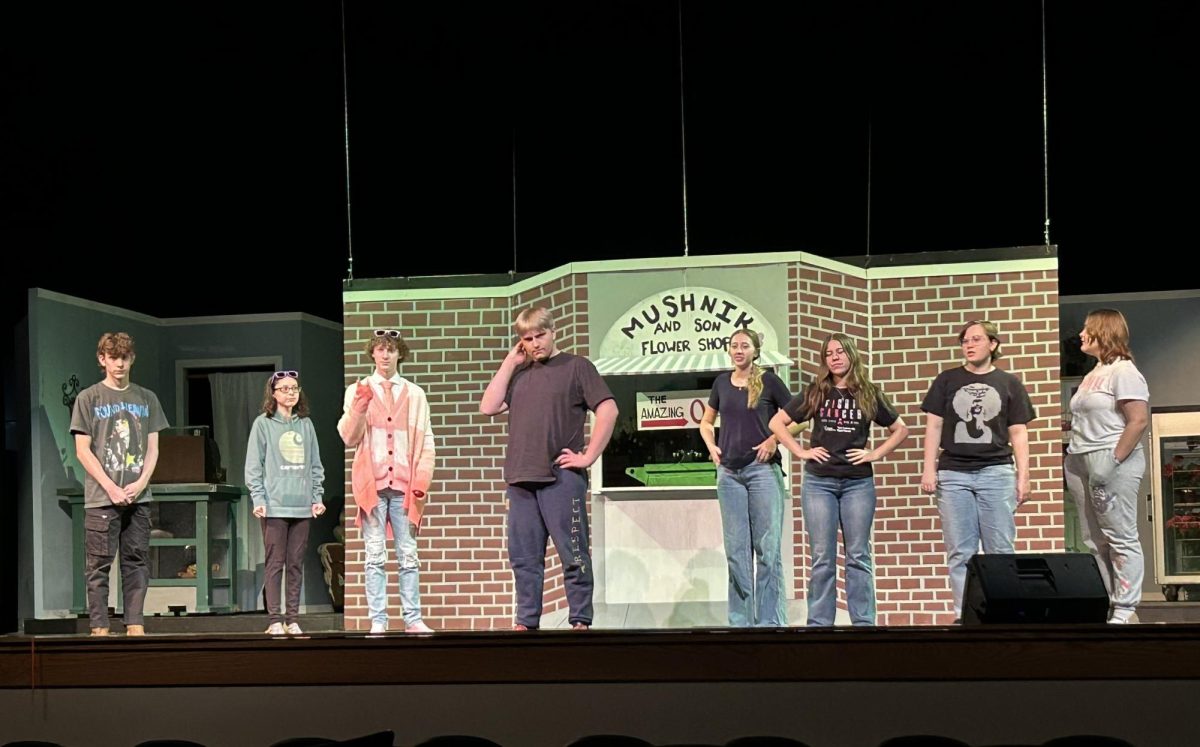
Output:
[
  {"xmin": 700, "ymin": 329, "xmax": 794, "ymax": 626},
  {"xmin": 770, "ymin": 333, "xmax": 909, "ymax": 626},
  {"xmin": 920, "ymin": 320, "xmax": 1035, "ymax": 622}
]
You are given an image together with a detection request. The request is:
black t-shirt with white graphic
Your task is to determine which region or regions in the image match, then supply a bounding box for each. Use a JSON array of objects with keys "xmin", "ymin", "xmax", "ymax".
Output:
[
  {"xmin": 783, "ymin": 386, "xmax": 898, "ymax": 479},
  {"xmin": 920, "ymin": 366, "xmax": 1035, "ymax": 471}
]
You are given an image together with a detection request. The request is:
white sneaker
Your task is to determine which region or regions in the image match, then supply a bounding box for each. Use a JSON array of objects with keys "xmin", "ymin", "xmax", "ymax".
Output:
[
  {"xmin": 1109, "ymin": 610, "xmax": 1139, "ymax": 624},
  {"xmin": 285, "ymin": 622, "xmax": 303, "ymax": 635},
  {"xmin": 265, "ymin": 622, "xmax": 285, "ymax": 635},
  {"xmin": 405, "ymin": 621, "xmax": 434, "ymax": 634},
  {"xmin": 369, "ymin": 622, "xmax": 387, "ymax": 634}
]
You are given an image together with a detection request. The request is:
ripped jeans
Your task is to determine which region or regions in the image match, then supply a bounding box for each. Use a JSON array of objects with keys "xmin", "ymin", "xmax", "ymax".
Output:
[
  {"xmin": 363, "ymin": 488, "xmax": 423, "ymax": 626},
  {"xmin": 1064, "ymin": 448, "xmax": 1146, "ymax": 616}
]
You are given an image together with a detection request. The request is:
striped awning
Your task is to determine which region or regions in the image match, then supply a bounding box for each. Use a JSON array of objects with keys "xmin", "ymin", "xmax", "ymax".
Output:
[{"xmin": 593, "ymin": 349, "xmax": 792, "ymax": 376}]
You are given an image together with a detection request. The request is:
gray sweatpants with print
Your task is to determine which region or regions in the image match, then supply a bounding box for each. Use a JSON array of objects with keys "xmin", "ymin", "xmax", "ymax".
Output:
[{"xmin": 1064, "ymin": 448, "xmax": 1146, "ymax": 615}]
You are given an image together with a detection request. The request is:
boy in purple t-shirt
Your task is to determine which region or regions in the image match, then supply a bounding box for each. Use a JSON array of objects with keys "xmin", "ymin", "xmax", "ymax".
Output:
[{"xmin": 480, "ymin": 307, "xmax": 617, "ymax": 630}]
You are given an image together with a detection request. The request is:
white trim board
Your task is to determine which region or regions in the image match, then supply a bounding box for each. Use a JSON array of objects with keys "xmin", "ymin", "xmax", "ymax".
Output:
[{"xmin": 344, "ymin": 252, "xmax": 1060, "ymax": 303}]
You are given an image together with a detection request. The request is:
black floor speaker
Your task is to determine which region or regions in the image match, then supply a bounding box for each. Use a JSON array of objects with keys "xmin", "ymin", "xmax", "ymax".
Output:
[{"xmin": 962, "ymin": 553, "xmax": 1110, "ymax": 624}]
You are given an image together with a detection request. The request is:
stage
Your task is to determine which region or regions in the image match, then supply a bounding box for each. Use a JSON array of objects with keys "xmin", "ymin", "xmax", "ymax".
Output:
[{"xmin": 3, "ymin": 622, "xmax": 1200, "ymax": 746}]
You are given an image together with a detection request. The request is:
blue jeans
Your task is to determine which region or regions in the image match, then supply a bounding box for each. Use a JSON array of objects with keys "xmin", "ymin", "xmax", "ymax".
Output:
[
  {"xmin": 717, "ymin": 461, "xmax": 787, "ymax": 626},
  {"xmin": 363, "ymin": 489, "xmax": 423, "ymax": 626},
  {"xmin": 936, "ymin": 464, "xmax": 1017, "ymax": 617},
  {"xmin": 801, "ymin": 473, "xmax": 877, "ymax": 626}
]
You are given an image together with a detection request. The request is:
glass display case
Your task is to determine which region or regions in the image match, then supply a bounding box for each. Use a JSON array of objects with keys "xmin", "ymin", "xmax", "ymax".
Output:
[{"xmin": 1149, "ymin": 408, "xmax": 1200, "ymax": 599}]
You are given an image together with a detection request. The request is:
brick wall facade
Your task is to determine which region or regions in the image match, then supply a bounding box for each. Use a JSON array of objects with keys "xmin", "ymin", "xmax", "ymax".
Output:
[
  {"xmin": 862, "ymin": 269, "xmax": 1063, "ymax": 624},
  {"xmin": 341, "ymin": 274, "xmax": 587, "ymax": 631},
  {"xmin": 342, "ymin": 257, "xmax": 1061, "ymax": 629}
]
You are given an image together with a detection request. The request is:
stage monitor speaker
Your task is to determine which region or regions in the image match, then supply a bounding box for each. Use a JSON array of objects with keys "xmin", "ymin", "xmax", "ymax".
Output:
[{"xmin": 962, "ymin": 553, "xmax": 1109, "ymax": 624}]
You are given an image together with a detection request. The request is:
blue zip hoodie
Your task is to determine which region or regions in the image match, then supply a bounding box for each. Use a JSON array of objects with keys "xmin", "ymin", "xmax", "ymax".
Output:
[{"xmin": 244, "ymin": 412, "xmax": 325, "ymax": 518}]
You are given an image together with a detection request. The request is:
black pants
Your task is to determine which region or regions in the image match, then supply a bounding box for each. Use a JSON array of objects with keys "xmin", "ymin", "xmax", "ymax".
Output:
[
  {"xmin": 262, "ymin": 517, "xmax": 311, "ymax": 624},
  {"xmin": 85, "ymin": 503, "xmax": 151, "ymax": 629}
]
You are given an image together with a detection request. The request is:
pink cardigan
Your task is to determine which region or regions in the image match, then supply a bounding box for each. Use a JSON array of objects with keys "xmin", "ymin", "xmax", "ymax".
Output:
[{"xmin": 337, "ymin": 377, "xmax": 435, "ymax": 530}]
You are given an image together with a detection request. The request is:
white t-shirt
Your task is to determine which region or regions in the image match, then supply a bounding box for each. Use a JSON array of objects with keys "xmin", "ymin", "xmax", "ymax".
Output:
[{"xmin": 1068, "ymin": 358, "xmax": 1149, "ymax": 454}]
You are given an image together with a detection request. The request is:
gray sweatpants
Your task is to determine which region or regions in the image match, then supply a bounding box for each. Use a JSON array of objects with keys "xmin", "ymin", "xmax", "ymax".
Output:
[{"xmin": 1064, "ymin": 448, "xmax": 1146, "ymax": 616}]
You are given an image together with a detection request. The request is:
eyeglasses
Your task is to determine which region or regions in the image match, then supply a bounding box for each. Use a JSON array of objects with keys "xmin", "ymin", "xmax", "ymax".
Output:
[
  {"xmin": 373, "ymin": 329, "xmax": 400, "ymax": 339},
  {"xmin": 274, "ymin": 386, "xmax": 302, "ymax": 394},
  {"xmin": 269, "ymin": 370, "xmax": 299, "ymax": 382},
  {"xmin": 960, "ymin": 336, "xmax": 990, "ymax": 346}
]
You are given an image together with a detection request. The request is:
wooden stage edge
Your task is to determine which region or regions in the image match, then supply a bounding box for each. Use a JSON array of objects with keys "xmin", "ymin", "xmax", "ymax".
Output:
[{"xmin": 3, "ymin": 624, "xmax": 1200, "ymax": 689}]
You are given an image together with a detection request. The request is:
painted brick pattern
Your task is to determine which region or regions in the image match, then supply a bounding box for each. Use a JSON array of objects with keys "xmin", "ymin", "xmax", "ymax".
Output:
[
  {"xmin": 868, "ymin": 269, "xmax": 1063, "ymax": 625},
  {"xmin": 344, "ymin": 261, "xmax": 1060, "ymax": 629},
  {"xmin": 788, "ymin": 266, "xmax": 872, "ymax": 616},
  {"xmin": 341, "ymin": 274, "xmax": 589, "ymax": 630}
]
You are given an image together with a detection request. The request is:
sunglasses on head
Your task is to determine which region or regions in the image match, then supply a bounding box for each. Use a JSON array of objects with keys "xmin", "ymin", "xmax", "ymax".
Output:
[
  {"xmin": 269, "ymin": 370, "xmax": 299, "ymax": 382},
  {"xmin": 373, "ymin": 329, "xmax": 401, "ymax": 339}
]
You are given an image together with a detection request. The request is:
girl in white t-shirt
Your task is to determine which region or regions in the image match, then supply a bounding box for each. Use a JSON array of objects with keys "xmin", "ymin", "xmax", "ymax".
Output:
[{"xmin": 1064, "ymin": 309, "xmax": 1150, "ymax": 624}]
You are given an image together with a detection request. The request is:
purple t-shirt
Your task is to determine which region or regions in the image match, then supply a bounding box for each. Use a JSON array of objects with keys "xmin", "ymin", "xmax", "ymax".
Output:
[
  {"xmin": 708, "ymin": 370, "xmax": 792, "ymax": 470},
  {"xmin": 504, "ymin": 352, "xmax": 614, "ymax": 484}
]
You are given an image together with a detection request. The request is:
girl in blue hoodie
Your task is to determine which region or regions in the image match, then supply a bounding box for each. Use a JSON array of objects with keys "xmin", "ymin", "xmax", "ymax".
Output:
[{"xmin": 245, "ymin": 371, "xmax": 326, "ymax": 635}]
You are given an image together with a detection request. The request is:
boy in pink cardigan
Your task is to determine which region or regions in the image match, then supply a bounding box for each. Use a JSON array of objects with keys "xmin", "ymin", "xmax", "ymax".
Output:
[{"xmin": 338, "ymin": 329, "xmax": 436, "ymax": 634}]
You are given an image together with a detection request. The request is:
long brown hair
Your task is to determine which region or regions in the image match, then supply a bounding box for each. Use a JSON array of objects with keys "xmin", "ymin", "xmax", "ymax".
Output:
[
  {"xmin": 802, "ymin": 333, "xmax": 887, "ymax": 421},
  {"xmin": 1084, "ymin": 308, "xmax": 1135, "ymax": 365},
  {"xmin": 730, "ymin": 328, "xmax": 766, "ymax": 408},
  {"xmin": 261, "ymin": 375, "xmax": 311, "ymax": 418}
]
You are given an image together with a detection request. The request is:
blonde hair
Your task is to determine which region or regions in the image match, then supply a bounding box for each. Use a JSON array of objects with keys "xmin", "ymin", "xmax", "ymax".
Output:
[
  {"xmin": 514, "ymin": 306, "xmax": 555, "ymax": 335},
  {"xmin": 730, "ymin": 328, "xmax": 766, "ymax": 408}
]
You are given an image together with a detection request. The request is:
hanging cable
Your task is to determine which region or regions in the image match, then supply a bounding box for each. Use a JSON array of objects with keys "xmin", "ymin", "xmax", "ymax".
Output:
[
  {"xmin": 1041, "ymin": 0, "xmax": 1052, "ymax": 249},
  {"xmin": 677, "ymin": 0, "xmax": 690, "ymax": 257},
  {"xmin": 340, "ymin": 0, "xmax": 355, "ymax": 280},
  {"xmin": 865, "ymin": 119, "xmax": 872, "ymax": 266},
  {"xmin": 512, "ymin": 128, "xmax": 518, "ymax": 274}
]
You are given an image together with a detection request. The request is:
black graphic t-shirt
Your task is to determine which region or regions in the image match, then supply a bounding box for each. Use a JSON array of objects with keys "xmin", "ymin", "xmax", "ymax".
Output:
[
  {"xmin": 70, "ymin": 382, "xmax": 169, "ymax": 508},
  {"xmin": 783, "ymin": 386, "xmax": 898, "ymax": 479},
  {"xmin": 920, "ymin": 366, "xmax": 1035, "ymax": 471}
]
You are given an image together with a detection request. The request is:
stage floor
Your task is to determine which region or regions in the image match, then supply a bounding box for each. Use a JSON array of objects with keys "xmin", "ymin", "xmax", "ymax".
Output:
[
  {"xmin": 21, "ymin": 611, "xmax": 345, "ymax": 636},
  {"xmin": 17, "ymin": 599, "xmax": 1200, "ymax": 637},
  {"xmin": 4, "ymin": 621, "xmax": 1200, "ymax": 690}
]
